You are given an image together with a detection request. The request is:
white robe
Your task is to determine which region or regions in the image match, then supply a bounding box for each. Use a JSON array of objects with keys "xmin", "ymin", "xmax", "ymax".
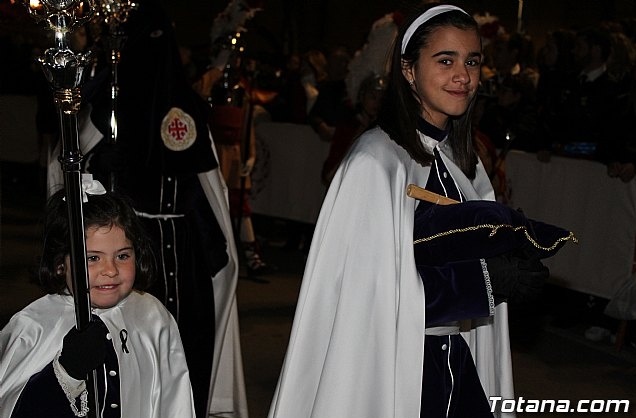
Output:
[
  {"xmin": 268, "ymin": 127, "xmax": 515, "ymax": 418},
  {"xmin": 0, "ymin": 291, "xmax": 195, "ymax": 418},
  {"xmin": 46, "ymin": 113, "xmax": 248, "ymax": 418}
]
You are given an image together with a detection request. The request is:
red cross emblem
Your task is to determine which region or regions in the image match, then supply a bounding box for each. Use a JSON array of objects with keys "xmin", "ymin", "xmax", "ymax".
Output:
[
  {"xmin": 168, "ymin": 118, "xmax": 188, "ymax": 141},
  {"xmin": 161, "ymin": 107, "xmax": 196, "ymax": 151}
]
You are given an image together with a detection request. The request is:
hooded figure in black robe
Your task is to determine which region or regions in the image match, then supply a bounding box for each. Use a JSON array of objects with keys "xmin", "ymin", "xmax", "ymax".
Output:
[{"xmin": 79, "ymin": 2, "xmax": 229, "ymax": 415}]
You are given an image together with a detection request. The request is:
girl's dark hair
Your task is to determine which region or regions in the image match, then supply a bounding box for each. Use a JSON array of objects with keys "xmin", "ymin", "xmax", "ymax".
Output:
[
  {"xmin": 39, "ymin": 189, "xmax": 156, "ymax": 294},
  {"xmin": 377, "ymin": 5, "xmax": 480, "ymax": 179}
]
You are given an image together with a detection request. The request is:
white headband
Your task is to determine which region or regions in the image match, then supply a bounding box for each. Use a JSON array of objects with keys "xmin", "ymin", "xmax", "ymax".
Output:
[{"xmin": 401, "ymin": 5, "xmax": 469, "ymax": 55}]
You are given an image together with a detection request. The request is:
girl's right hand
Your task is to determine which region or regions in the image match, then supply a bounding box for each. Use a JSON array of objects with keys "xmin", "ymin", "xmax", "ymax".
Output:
[{"xmin": 59, "ymin": 319, "xmax": 109, "ymax": 380}]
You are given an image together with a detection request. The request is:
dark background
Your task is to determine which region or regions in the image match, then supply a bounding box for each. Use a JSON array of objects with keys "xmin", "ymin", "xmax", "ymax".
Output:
[
  {"xmin": 161, "ymin": 0, "xmax": 636, "ymax": 61},
  {"xmin": 3, "ymin": 0, "xmax": 636, "ymax": 66}
]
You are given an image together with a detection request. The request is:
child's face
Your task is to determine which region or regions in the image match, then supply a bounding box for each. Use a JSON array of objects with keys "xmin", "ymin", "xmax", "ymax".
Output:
[
  {"xmin": 402, "ymin": 26, "xmax": 482, "ymax": 129},
  {"xmin": 65, "ymin": 224, "xmax": 136, "ymax": 309}
]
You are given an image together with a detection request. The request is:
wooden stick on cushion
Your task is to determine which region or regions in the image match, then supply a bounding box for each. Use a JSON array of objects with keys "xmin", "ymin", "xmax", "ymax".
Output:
[{"xmin": 406, "ymin": 184, "xmax": 459, "ymax": 205}]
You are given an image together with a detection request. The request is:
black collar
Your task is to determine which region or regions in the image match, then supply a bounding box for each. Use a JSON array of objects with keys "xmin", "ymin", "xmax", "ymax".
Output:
[{"xmin": 416, "ymin": 117, "xmax": 449, "ymax": 142}]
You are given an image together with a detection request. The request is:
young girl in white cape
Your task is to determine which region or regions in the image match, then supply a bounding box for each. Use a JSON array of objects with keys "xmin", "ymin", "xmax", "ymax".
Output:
[
  {"xmin": 268, "ymin": 4, "xmax": 549, "ymax": 418},
  {"xmin": 1, "ymin": 179, "xmax": 196, "ymax": 418}
]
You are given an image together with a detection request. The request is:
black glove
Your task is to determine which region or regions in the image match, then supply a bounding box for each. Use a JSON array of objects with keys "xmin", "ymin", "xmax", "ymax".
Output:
[
  {"xmin": 486, "ymin": 241, "xmax": 549, "ymax": 305},
  {"xmin": 59, "ymin": 320, "xmax": 109, "ymax": 380}
]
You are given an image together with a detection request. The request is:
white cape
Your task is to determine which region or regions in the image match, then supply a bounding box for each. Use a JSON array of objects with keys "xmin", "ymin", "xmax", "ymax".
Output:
[
  {"xmin": 0, "ymin": 292, "xmax": 196, "ymax": 418},
  {"xmin": 46, "ymin": 113, "xmax": 248, "ymax": 418},
  {"xmin": 268, "ymin": 127, "xmax": 515, "ymax": 418}
]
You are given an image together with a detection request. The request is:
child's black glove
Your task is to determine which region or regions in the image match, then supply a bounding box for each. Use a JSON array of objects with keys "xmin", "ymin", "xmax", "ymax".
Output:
[
  {"xmin": 59, "ymin": 320, "xmax": 109, "ymax": 380},
  {"xmin": 486, "ymin": 241, "xmax": 549, "ymax": 305}
]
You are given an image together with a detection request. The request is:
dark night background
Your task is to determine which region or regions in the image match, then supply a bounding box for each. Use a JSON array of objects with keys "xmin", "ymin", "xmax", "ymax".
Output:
[
  {"xmin": 161, "ymin": 0, "xmax": 636, "ymax": 62},
  {"xmin": 3, "ymin": 0, "xmax": 636, "ymax": 66},
  {"xmin": 1, "ymin": 3, "xmax": 636, "ymax": 417}
]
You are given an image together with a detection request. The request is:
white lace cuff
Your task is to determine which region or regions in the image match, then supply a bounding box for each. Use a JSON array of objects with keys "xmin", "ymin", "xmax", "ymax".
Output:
[
  {"xmin": 52, "ymin": 352, "xmax": 89, "ymax": 417},
  {"xmin": 480, "ymin": 258, "xmax": 496, "ymax": 315}
]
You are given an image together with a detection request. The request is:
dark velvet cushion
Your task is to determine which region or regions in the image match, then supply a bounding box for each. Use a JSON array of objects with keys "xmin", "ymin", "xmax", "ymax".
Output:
[{"xmin": 414, "ymin": 200, "xmax": 577, "ymax": 267}]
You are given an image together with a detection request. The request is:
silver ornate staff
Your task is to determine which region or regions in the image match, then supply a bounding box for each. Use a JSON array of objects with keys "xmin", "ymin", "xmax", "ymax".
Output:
[
  {"xmin": 23, "ymin": 1, "xmax": 100, "ymax": 416},
  {"xmin": 93, "ymin": 0, "xmax": 137, "ymax": 192}
]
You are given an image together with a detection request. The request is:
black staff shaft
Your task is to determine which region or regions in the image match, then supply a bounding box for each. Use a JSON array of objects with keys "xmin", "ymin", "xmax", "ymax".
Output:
[
  {"xmin": 24, "ymin": 1, "xmax": 100, "ymax": 413},
  {"xmin": 55, "ymin": 88, "xmax": 101, "ymax": 418},
  {"xmin": 56, "ymin": 100, "xmax": 91, "ymax": 329}
]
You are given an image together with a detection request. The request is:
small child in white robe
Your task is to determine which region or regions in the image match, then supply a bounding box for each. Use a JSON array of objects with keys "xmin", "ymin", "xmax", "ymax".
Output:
[{"xmin": 0, "ymin": 179, "xmax": 196, "ymax": 418}]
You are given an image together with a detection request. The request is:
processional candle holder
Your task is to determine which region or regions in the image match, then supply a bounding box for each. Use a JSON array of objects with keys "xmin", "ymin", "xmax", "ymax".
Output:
[
  {"xmin": 23, "ymin": 1, "xmax": 100, "ymax": 417},
  {"xmin": 93, "ymin": 0, "xmax": 138, "ymax": 191}
]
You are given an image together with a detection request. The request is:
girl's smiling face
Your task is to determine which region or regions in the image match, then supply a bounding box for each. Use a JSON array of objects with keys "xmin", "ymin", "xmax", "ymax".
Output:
[
  {"xmin": 65, "ymin": 224, "xmax": 136, "ymax": 309},
  {"xmin": 402, "ymin": 25, "xmax": 482, "ymax": 129}
]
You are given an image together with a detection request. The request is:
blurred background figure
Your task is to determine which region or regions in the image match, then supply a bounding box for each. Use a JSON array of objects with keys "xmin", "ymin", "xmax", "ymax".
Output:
[
  {"xmin": 307, "ymin": 45, "xmax": 353, "ymax": 142},
  {"xmin": 321, "ymin": 73, "xmax": 387, "ymax": 186},
  {"xmin": 477, "ymin": 73, "xmax": 542, "ymax": 153},
  {"xmin": 299, "ymin": 49, "xmax": 327, "ymax": 116},
  {"xmin": 535, "ymin": 28, "xmax": 577, "ymax": 159},
  {"xmin": 549, "ymin": 26, "xmax": 632, "ymax": 166},
  {"xmin": 483, "ymin": 31, "xmax": 539, "ymax": 95},
  {"xmin": 209, "ymin": 32, "xmax": 275, "ymax": 277}
]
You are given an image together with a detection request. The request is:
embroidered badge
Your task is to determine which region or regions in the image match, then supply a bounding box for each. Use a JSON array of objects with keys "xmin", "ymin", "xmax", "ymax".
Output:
[{"xmin": 161, "ymin": 107, "xmax": 197, "ymax": 151}]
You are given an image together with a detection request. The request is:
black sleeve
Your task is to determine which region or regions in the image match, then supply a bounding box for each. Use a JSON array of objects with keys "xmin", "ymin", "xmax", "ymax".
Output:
[
  {"xmin": 11, "ymin": 363, "xmax": 76, "ymax": 418},
  {"xmin": 417, "ymin": 258, "xmax": 494, "ymax": 327}
]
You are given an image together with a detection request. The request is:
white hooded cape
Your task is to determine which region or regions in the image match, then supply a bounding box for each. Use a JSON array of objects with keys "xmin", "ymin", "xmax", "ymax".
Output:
[
  {"xmin": 0, "ymin": 292, "xmax": 195, "ymax": 418},
  {"xmin": 46, "ymin": 113, "xmax": 248, "ymax": 418},
  {"xmin": 268, "ymin": 127, "xmax": 515, "ymax": 418}
]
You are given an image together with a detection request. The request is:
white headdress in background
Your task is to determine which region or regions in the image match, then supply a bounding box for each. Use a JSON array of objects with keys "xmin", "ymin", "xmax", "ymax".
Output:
[
  {"xmin": 210, "ymin": 0, "xmax": 262, "ymax": 47},
  {"xmin": 345, "ymin": 13, "xmax": 398, "ymax": 104}
]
